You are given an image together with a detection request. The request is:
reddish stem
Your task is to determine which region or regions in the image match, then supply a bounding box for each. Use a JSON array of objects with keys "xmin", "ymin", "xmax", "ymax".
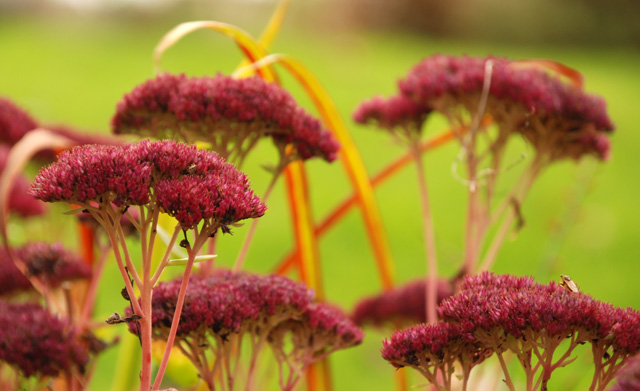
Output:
[
  {"xmin": 151, "ymin": 236, "xmax": 203, "ymax": 390},
  {"xmin": 410, "ymin": 141, "xmax": 438, "ymax": 324},
  {"xmin": 233, "ymin": 168, "xmax": 282, "ymax": 272}
]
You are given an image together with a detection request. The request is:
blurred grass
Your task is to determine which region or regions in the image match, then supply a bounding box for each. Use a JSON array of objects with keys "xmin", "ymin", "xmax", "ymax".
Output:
[{"xmin": 1, "ymin": 11, "xmax": 639, "ymax": 391}]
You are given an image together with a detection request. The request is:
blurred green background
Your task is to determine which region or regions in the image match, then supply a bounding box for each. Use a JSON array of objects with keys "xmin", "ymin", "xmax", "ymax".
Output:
[{"xmin": 1, "ymin": 0, "xmax": 639, "ymax": 390}]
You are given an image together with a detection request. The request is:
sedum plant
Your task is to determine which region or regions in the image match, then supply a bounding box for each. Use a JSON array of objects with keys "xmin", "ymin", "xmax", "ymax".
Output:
[{"xmin": 29, "ymin": 139, "xmax": 267, "ymax": 390}]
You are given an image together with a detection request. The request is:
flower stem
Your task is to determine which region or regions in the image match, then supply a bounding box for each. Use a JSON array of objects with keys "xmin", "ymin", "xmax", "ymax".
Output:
[
  {"xmin": 77, "ymin": 245, "xmax": 110, "ymax": 333},
  {"xmin": 152, "ymin": 235, "xmax": 205, "ymax": 390},
  {"xmin": 233, "ymin": 166, "xmax": 283, "ymax": 272},
  {"xmin": 410, "ymin": 141, "xmax": 438, "ymax": 324},
  {"xmin": 477, "ymin": 160, "xmax": 542, "ymax": 272}
]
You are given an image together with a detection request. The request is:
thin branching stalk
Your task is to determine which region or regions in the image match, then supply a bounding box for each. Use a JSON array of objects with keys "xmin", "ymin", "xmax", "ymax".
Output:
[
  {"xmin": 477, "ymin": 158, "xmax": 543, "ymax": 272},
  {"xmin": 409, "ymin": 140, "xmax": 439, "ymax": 324},
  {"xmin": 233, "ymin": 161, "xmax": 285, "ymax": 272},
  {"xmin": 152, "ymin": 232, "xmax": 209, "ymax": 390}
]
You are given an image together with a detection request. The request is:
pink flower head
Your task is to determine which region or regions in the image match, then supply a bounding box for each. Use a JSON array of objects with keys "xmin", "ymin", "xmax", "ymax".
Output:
[
  {"xmin": 268, "ymin": 302, "xmax": 363, "ymax": 388},
  {"xmin": 16, "ymin": 242, "xmax": 91, "ymax": 288},
  {"xmin": 439, "ymin": 272, "xmax": 635, "ymax": 351},
  {"xmin": 398, "ymin": 55, "xmax": 614, "ymax": 160},
  {"xmin": 381, "ymin": 321, "xmax": 487, "ymax": 387},
  {"xmin": 0, "ymin": 97, "xmax": 38, "ymax": 146},
  {"xmin": 30, "ymin": 139, "xmax": 266, "ymax": 231},
  {"xmin": 142, "ymin": 271, "xmax": 313, "ymax": 340},
  {"xmin": 0, "ymin": 301, "xmax": 89, "ymax": 378},
  {"xmin": 112, "ymin": 73, "xmax": 340, "ymax": 163},
  {"xmin": 353, "ymin": 94, "xmax": 431, "ymax": 136},
  {"xmin": 352, "ymin": 278, "xmax": 453, "ymax": 328},
  {"xmin": 154, "ymin": 168, "xmax": 265, "ymax": 230},
  {"xmin": 30, "ymin": 143, "xmax": 153, "ymax": 206}
]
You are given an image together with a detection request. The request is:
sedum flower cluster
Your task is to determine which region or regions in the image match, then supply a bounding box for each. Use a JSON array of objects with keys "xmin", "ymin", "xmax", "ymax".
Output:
[
  {"xmin": 382, "ymin": 272, "xmax": 640, "ymax": 391},
  {"xmin": 355, "ymin": 55, "xmax": 613, "ymax": 161},
  {"xmin": 30, "ymin": 139, "xmax": 266, "ymax": 231},
  {"xmin": 135, "ymin": 270, "xmax": 363, "ymax": 391},
  {"xmin": 352, "ymin": 278, "xmax": 453, "ymax": 328},
  {"xmin": 0, "ymin": 301, "xmax": 91, "ymax": 378},
  {"xmin": 112, "ymin": 73, "xmax": 339, "ymax": 165}
]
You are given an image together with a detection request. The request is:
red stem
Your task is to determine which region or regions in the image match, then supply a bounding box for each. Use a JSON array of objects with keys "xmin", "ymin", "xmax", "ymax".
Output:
[
  {"xmin": 410, "ymin": 141, "xmax": 438, "ymax": 325},
  {"xmin": 151, "ymin": 237, "xmax": 203, "ymax": 390}
]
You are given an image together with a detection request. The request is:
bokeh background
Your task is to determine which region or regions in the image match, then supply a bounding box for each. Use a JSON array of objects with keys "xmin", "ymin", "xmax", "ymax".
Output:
[{"xmin": 1, "ymin": 0, "xmax": 639, "ymax": 390}]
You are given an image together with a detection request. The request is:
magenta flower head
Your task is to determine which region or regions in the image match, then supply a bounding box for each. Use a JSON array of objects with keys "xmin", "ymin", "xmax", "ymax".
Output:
[
  {"xmin": 143, "ymin": 270, "xmax": 313, "ymax": 340},
  {"xmin": 269, "ymin": 302, "xmax": 363, "ymax": 390},
  {"xmin": 0, "ymin": 301, "xmax": 89, "ymax": 378},
  {"xmin": 0, "ymin": 97, "xmax": 38, "ymax": 146},
  {"xmin": 398, "ymin": 55, "xmax": 614, "ymax": 161},
  {"xmin": 137, "ymin": 271, "xmax": 361, "ymax": 391},
  {"xmin": 352, "ymin": 278, "xmax": 453, "ymax": 328},
  {"xmin": 16, "ymin": 242, "xmax": 91, "ymax": 288},
  {"xmin": 353, "ymin": 94, "xmax": 431, "ymax": 138},
  {"xmin": 29, "ymin": 139, "xmax": 266, "ymax": 232},
  {"xmin": 112, "ymin": 73, "xmax": 340, "ymax": 164},
  {"xmin": 382, "ymin": 321, "xmax": 487, "ymax": 388},
  {"xmin": 437, "ymin": 272, "xmax": 640, "ymax": 390}
]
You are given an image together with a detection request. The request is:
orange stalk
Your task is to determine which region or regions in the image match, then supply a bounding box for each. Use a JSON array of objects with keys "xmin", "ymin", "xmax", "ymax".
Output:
[
  {"xmin": 274, "ymin": 130, "xmax": 457, "ymax": 276},
  {"xmin": 284, "ymin": 161, "xmax": 323, "ymax": 298},
  {"xmin": 153, "ymin": 21, "xmax": 278, "ymax": 83},
  {"xmin": 235, "ymin": 54, "xmax": 396, "ymax": 290},
  {"xmin": 511, "ymin": 59, "xmax": 584, "ymax": 89},
  {"xmin": 78, "ymin": 222, "xmax": 95, "ymax": 265}
]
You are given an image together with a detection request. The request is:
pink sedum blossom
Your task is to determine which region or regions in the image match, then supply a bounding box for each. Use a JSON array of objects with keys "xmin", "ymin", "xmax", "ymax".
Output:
[{"xmin": 112, "ymin": 73, "xmax": 340, "ymax": 162}]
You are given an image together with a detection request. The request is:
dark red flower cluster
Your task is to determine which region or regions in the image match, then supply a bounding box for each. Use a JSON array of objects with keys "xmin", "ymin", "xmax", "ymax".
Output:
[
  {"xmin": 29, "ymin": 139, "xmax": 266, "ymax": 230},
  {"xmin": 0, "ymin": 145, "xmax": 46, "ymax": 218},
  {"xmin": 139, "ymin": 271, "xmax": 361, "ymax": 389},
  {"xmin": 353, "ymin": 94, "xmax": 431, "ymax": 136},
  {"xmin": 381, "ymin": 272, "xmax": 640, "ymax": 390},
  {"xmin": 17, "ymin": 242, "xmax": 91, "ymax": 288},
  {"xmin": 270, "ymin": 302, "xmax": 364, "ymax": 358},
  {"xmin": 0, "ymin": 243, "xmax": 90, "ymax": 296},
  {"xmin": 351, "ymin": 278, "xmax": 453, "ymax": 328},
  {"xmin": 355, "ymin": 55, "xmax": 614, "ymax": 161},
  {"xmin": 144, "ymin": 271, "xmax": 314, "ymax": 338},
  {"xmin": 269, "ymin": 303, "xmax": 363, "ymax": 390},
  {"xmin": 112, "ymin": 73, "xmax": 340, "ymax": 162},
  {"xmin": 398, "ymin": 55, "xmax": 614, "ymax": 160},
  {"xmin": 381, "ymin": 321, "xmax": 487, "ymax": 389},
  {"xmin": 438, "ymin": 272, "xmax": 618, "ymax": 341},
  {"xmin": 0, "ymin": 301, "xmax": 89, "ymax": 378},
  {"xmin": 0, "ymin": 97, "xmax": 38, "ymax": 146}
]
